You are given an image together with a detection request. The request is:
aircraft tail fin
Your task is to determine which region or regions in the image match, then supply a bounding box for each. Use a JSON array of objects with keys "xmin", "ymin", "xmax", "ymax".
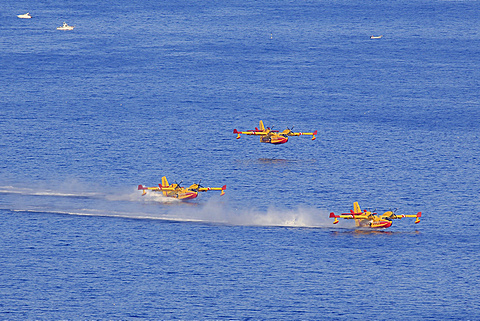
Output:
[
  {"xmin": 161, "ymin": 176, "xmax": 169, "ymax": 188},
  {"xmin": 259, "ymin": 120, "xmax": 265, "ymax": 131},
  {"xmin": 353, "ymin": 202, "xmax": 363, "ymax": 227},
  {"xmin": 353, "ymin": 202, "xmax": 361, "ymax": 214}
]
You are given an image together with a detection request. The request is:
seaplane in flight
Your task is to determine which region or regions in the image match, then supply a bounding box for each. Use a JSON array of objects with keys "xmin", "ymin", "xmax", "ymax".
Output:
[
  {"xmin": 329, "ymin": 202, "xmax": 421, "ymax": 229},
  {"xmin": 138, "ymin": 176, "xmax": 226, "ymax": 200},
  {"xmin": 233, "ymin": 120, "xmax": 317, "ymax": 144}
]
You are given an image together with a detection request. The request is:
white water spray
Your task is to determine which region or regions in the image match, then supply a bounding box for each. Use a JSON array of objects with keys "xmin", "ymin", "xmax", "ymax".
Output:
[{"xmin": 0, "ymin": 184, "xmax": 334, "ymax": 228}]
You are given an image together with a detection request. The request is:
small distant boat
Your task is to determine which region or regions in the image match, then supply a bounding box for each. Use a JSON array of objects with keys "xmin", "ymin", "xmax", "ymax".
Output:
[
  {"xmin": 17, "ymin": 13, "xmax": 32, "ymax": 19},
  {"xmin": 370, "ymin": 35, "xmax": 383, "ymax": 39},
  {"xmin": 57, "ymin": 22, "xmax": 74, "ymax": 30}
]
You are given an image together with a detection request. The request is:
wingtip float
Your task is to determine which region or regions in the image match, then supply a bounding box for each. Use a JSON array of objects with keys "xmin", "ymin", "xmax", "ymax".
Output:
[
  {"xmin": 234, "ymin": 120, "xmax": 317, "ymax": 144},
  {"xmin": 329, "ymin": 202, "xmax": 421, "ymax": 229},
  {"xmin": 138, "ymin": 176, "xmax": 226, "ymax": 200}
]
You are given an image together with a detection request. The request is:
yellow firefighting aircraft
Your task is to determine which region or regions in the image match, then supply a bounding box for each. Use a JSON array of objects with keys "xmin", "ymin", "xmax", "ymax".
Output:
[
  {"xmin": 329, "ymin": 202, "xmax": 421, "ymax": 229},
  {"xmin": 138, "ymin": 176, "xmax": 226, "ymax": 200},
  {"xmin": 233, "ymin": 120, "xmax": 317, "ymax": 144}
]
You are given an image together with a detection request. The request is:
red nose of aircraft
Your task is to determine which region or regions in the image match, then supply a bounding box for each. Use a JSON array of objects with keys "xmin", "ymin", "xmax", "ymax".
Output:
[
  {"xmin": 271, "ymin": 136, "xmax": 288, "ymax": 144},
  {"xmin": 371, "ymin": 221, "xmax": 392, "ymax": 228}
]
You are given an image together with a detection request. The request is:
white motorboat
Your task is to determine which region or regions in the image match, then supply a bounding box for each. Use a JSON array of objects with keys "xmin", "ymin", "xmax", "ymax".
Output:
[
  {"xmin": 17, "ymin": 13, "xmax": 32, "ymax": 19},
  {"xmin": 370, "ymin": 35, "xmax": 383, "ymax": 39},
  {"xmin": 57, "ymin": 22, "xmax": 74, "ymax": 30}
]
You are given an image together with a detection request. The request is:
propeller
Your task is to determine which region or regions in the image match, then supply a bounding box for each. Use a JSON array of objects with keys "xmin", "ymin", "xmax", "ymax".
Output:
[
  {"xmin": 192, "ymin": 179, "xmax": 203, "ymax": 192},
  {"xmin": 280, "ymin": 126, "xmax": 294, "ymax": 136},
  {"xmin": 388, "ymin": 207, "xmax": 397, "ymax": 214},
  {"xmin": 174, "ymin": 180, "xmax": 183, "ymax": 190},
  {"xmin": 384, "ymin": 208, "xmax": 398, "ymax": 219}
]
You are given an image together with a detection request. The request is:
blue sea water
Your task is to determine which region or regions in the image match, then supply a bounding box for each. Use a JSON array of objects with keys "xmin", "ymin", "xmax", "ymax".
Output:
[{"xmin": 1, "ymin": 0, "xmax": 480, "ymax": 319}]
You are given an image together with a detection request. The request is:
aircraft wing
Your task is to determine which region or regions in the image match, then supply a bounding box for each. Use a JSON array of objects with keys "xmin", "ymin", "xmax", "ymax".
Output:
[
  {"xmin": 284, "ymin": 130, "xmax": 317, "ymax": 140},
  {"xmin": 329, "ymin": 212, "xmax": 371, "ymax": 224},
  {"xmin": 381, "ymin": 211, "xmax": 422, "ymax": 223},
  {"xmin": 233, "ymin": 129, "xmax": 267, "ymax": 138},
  {"xmin": 338, "ymin": 213, "xmax": 371, "ymax": 219},
  {"xmin": 138, "ymin": 185, "xmax": 161, "ymax": 195},
  {"xmin": 158, "ymin": 184, "xmax": 180, "ymax": 192},
  {"xmin": 197, "ymin": 185, "xmax": 227, "ymax": 195}
]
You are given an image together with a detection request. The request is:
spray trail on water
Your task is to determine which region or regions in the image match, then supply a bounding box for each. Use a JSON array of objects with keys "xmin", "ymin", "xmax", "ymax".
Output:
[
  {"xmin": 0, "ymin": 184, "xmax": 334, "ymax": 228},
  {"xmin": 162, "ymin": 197, "xmax": 334, "ymax": 228}
]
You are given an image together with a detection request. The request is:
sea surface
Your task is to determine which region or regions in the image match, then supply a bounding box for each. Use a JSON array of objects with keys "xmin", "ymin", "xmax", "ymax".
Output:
[{"xmin": 1, "ymin": 0, "xmax": 479, "ymax": 319}]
